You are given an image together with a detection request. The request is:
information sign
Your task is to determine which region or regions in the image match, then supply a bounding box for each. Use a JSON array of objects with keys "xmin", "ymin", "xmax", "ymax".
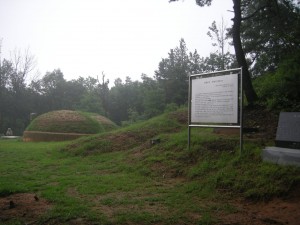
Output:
[
  {"xmin": 188, "ymin": 68, "xmax": 243, "ymax": 153},
  {"xmin": 191, "ymin": 74, "xmax": 238, "ymax": 124}
]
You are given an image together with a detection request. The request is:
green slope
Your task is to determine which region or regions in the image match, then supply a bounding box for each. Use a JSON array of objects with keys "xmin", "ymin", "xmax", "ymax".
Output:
[
  {"xmin": 63, "ymin": 108, "xmax": 300, "ymax": 200},
  {"xmin": 1, "ymin": 108, "xmax": 299, "ymax": 224}
]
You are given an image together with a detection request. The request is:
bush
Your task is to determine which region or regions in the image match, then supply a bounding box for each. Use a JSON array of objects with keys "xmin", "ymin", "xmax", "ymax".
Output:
[{"xmin": 254, "ymin": 53, "xmax": 300, "ymax": 111}]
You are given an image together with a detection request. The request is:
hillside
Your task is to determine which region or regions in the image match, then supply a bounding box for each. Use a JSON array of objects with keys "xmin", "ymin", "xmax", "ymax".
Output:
[
  {"xmin": 61, "ymin": 107, "xmax": 300, "ymax": 223},
  {"xmin": 1, "ymin": 108, "xmax": 299, "ymax": 224}
]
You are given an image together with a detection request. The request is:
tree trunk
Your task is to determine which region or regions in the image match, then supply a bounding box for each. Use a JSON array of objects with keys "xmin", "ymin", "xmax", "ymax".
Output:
[{"xmin": 232, "ymin": 0, "xmax": 258, "ymax": 105}]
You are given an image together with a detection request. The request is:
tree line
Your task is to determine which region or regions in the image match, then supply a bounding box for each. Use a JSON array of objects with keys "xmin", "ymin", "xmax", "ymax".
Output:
[
  {"xmin": 0, "ymin": 37, "xmax": 235, "ymax": 135},
  {"xmin": 1, "ymin": 0, "xmax": 299, "ymax": 135}
]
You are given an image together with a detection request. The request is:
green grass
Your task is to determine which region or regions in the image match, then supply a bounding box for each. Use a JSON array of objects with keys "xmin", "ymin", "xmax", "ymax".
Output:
[{"xmin": 1, "ymin": 109, "xmax": 300, "ymax": 224}]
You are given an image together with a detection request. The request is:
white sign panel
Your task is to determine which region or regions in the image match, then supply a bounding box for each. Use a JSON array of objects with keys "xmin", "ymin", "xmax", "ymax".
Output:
[{"xmin": 191, "ymin": 74, "xmax": 238, "ymax": 124}]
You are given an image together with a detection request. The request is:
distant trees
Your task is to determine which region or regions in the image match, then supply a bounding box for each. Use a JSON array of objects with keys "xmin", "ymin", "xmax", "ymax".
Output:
[
  {"xmin": 1, "ymin": 0, "xmax": 299, "ymax": 134},
  {"xmin": 155, "ymin": 38, "xmax": 237, "ymax": 107},
  {"xmin": 155, "ymin": 39, "xmax": 189, "ymax": 106},
  {"xmin": 0, "ymin": 47, "xmax": 36, "ymax": 135},
  {"xmin": 108, "ymin": 77, "xmax": 144, "ymax": 124},
  {"xmin": 39, "ymin": 69, "xmax": 66, "ymax": 110},
  {"xmin": 0, "ymin": 36, "xmax": 242, "ymax": 134}
]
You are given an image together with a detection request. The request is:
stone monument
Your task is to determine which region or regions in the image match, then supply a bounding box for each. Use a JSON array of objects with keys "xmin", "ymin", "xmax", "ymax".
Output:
[
  {"xmin": 6, "ymin": 128, "xmax": 13, "ymax": 136},
  {"xmin": 275, "ymin": 112, "xmax": 300, "ymax": 149},
  {"xmin": 263, "ymin": 112, "xmax": 300, "ymax": 166}
]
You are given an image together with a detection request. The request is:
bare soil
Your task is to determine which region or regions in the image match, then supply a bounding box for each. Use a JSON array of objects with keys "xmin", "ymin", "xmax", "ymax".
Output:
[
  {"xmin": 217, "ymin": 185, "xmax": 300, "ymax": 225},
  {"xmin": 243, "ymin": 104, "xmax": 279, "ymax": 141},
  {"xmin": 0, "ymin": 193, "xmax": 52, "ymax": 224}
]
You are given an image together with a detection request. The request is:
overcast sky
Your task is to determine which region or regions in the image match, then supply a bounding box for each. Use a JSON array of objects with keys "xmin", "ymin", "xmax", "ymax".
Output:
[{"xmin": 0, "ymin": 0, "xmax": 233, "ymax": 84}]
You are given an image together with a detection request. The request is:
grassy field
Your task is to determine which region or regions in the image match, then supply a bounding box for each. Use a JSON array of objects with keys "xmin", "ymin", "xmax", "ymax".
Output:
[{"xmin": 1, "ymin": 109, "xmax": 300, "ymax": 225}]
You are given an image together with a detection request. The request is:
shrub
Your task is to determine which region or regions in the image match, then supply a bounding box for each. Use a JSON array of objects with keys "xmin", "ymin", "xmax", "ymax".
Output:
[{"xmin": 254, "ymin": 53, "xmax": 300, "ymax": 111}]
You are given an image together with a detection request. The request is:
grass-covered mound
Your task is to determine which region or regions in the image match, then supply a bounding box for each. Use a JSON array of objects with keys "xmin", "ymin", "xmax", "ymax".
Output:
[
  {"xmin": 63, "ymin": 108, "xmax": 187, "ymax": 155},
  {"xmin": 88, "ymin": 112, "xmax": 118, "ymax": 132},
  {"xmin": 23, "ymin": 110, "xmax": 117, "ymax": 141},
  {"xmin": 63, "ymin": 108, "xmax": 300, "ymax": 201}
]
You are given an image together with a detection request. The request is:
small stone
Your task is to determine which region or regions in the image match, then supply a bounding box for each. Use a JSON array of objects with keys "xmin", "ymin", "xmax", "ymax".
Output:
[
  {"xmin": 34, "ymin": 195, "xmax": 39, "ymax": 201},
  {"xmin": 9, "ymin": 200, "xmax": 15, "ymax": 209}
]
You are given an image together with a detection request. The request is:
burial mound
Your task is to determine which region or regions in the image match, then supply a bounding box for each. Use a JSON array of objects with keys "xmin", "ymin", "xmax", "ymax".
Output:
[{"xmin": 23, "ymin": 110, "xmax": 117, "ymax": 142}]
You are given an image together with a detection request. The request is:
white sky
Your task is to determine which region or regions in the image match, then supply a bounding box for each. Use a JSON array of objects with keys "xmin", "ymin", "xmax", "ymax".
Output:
[{"xmin": 0, "ymin": 0, "xmax": 233, "ymax": 84}]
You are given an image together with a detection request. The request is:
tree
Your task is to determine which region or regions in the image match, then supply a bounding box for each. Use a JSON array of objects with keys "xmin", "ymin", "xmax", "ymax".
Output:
[
  {"xmin": 65, "ymin": 76, "xmax": 105, "ymax": 114},
  {"xmin": 155, "ymin": 39, "xmax": 190, "ymax": 105},
  {"xmin": 231, "ymin": 0, "xmax": 258, "ymax": 104},
  {"xmin": 141, "ymin": 74, "xmax": 166, "ymax": 118},
  {"xmin": 254, "ymin": 52, "xmax": 300, "ymax": 111},
  {"xmin": 207, "ymin": 19, "xmax": 237, "ymax": 71},
  {"xmin": 0, "ymin": 59, "xmax": 13, "ymax": 91},
  {"xmin": 63, "ymin": 79, "xmax": 87, "ymax": 110},
  {"xmin": 0, "ymin": 58, "xmax": 14, "ymax": 134},
  {"xmin": 8, "ymin": 48, "xmax": 36, "ymax": 95},
  {"xmin": 207, "ymin": 19, "xmax": 227, "ymax": 70},
  {"xmin": 239, "ymin": 0, "xmax": 300, "ymax": 76},
  {"xmin": 40, "ymin": 69, "xmax": 66, "ymax": 111},
  {"xmin": 0, "ymin": 44, "xmax": 37, "ymax": 135},
  {"xmin": 97, "ymin": 72, "xmax": 110, "ymax": 116},
  {"xmin": 81, "ymin": 76, "xmax": 98, "ymax": 92},
  {"xmin": 170, "ymin": 0, "xmax": 258, "ymax": 105},
  {"xmin": 108, "ymin": 77, "xmax": 144, "ymax": 124},
  {"xmin": 188, "ymin": 49, "xmax": 204, "ymax": 74},
  {"xmin": 77, "ymin": 91, "xmax": 104, "ymax": 114}
]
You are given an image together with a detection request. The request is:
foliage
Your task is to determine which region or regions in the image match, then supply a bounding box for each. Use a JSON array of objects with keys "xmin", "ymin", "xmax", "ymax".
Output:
[
  {"xmin": 143, "ymin": 88, "xmax": 166, "ymax": 118},
  {"xmin": 76, "ymin": 91, "xmax": 104, "ymax": 115},
  {"xmin": 154, "ymin": 38, "xmax": 237, "ymax": 107},
  {"xmin": 0, "ymin": 54, "xmax": 37, "ymax": 135},
  {"xmin": 207, "ymin": 19, "xmax": 237, "ymax": 71},
  {"xmin": 155, "ymin": 39, "xmax": 190, "ymax": 106},
  {"xmin": 240, "ymin": 0, "xmax": 300, "ymax": 77},
  {"xmin": 254, "ymin": 53, "xmax": 300, "ymax": 111},
  {"xmin": 108, "ymin": 77, "xmax": 144, "ymax": 125}
]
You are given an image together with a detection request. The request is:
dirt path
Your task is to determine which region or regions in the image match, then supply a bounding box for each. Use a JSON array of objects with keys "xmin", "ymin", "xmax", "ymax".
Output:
[{"xmin": 217, "ymin": 186, "xmax": 300, "ymax": 225}]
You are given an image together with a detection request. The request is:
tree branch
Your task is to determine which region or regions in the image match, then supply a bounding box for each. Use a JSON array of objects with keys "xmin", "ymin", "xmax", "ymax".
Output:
[{"xmin": 242, "ymin": 4, "xmax": 269, "ymax": 21}]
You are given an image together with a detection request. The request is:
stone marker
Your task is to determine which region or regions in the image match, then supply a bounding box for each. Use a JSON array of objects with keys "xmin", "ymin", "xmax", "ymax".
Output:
[
  {"xmin": 263, "ymin": 112, "xmax": 300, "ymax": 166},
  {"xmin": 6, "ymin": 128, "xmax": 13, "ymax": 136},
  {"xmin": 275, "ymin": 112, "xmax": 300, "ymax": 149},
  {"xmin": 263, "ymin": 146, "xmax": 300, "ymax": 166}
]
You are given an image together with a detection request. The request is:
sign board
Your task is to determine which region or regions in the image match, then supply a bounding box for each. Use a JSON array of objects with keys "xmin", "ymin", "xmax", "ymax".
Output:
[
  {"xmin": 188, "ymin": 68, "xmax": 243, "ymax": 153},
  {"xmin": 275, "ymin": 112, "xmax": 300, "ymax": 149},
  {"xmin": 191, "ymin": 74, "xmax": 238, "ymax": 124}
]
